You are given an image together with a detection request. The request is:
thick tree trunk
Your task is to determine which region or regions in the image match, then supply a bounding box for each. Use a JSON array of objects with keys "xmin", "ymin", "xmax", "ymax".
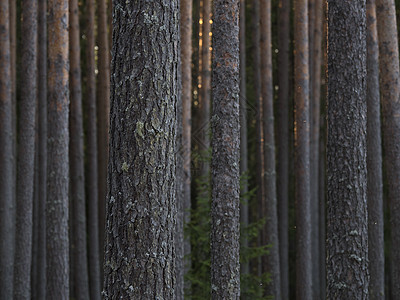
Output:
[
  {"xmin": 0, "ymin": 1, "xmax": 14, "ymax": 298},
  {"xmin": 375, "ymin": 0, "xmax": 400, "ymax": 297},
  {"xmin": 327, "ymin": 1, "xmax": 368, "ymax": 298},
  {"xmin": 86, "ymin": 0, "xmax": 101, "ymax": 298},
  {"xmin": 103, "ymin": 1, "xmax": 179, "ymax": 298},
  {"xmin": 277, "ymin": 0, "xmax": 290, "ymax": 297},
  {"xmin": 210, "ymin": 0, "xmax": 240, "ymax": 298},
  {"xmin": 366, "ymin": 1, "xmax": 384, "ymax": 298},
  {"xmin": 13, "ymin": 0, "xmax": 38, "ymax": 298},
  {"xmin": 47, "ymin": 0, "xmax": 70, "ymax": 298},
  {"xmin": 260, "ymin": 0, "xmax": 281, "ymax": 298}
]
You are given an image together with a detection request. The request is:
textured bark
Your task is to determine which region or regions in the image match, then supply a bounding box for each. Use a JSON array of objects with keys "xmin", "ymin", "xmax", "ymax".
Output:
[
  {"xmin": 239, "ymin": 0, "xmax": 248, "ymax": 277},
  {"xmin": 86, "ymin": 0, "xmax": 101, "ymax": 298},
  {"xmin": 319, "ymin": 113, "xmax": 326, "ymax": 300},
  {"xmin": 375, "ymin": 0, "xmax": 400, "ymax": 298},
  {"xmin": 36, "ymin": 0, "xmax": 47, "ymax": 297},
  {"xmin": 366, "ymin": 1, "xmax": 384, "ymax": 298},
  {"xmin": 13, "ymin": 0, "xmax": 38, "ymax": 298},
  {"xmin": 180, "ymin": 0, "xmax": 193, "ymax": 297},
  {"xmin": 97, "ymin": 0, "xmax": 111, "ymax": 273},
  {"xmin": 327, "ymin": 1, "xmax": 368, "ymax": 298},
  {"xmin": 103, "ymin": 1, "xmax": 179, "ymax": 298},
  {"xmin": 294, "ymin": 0, "xmax": 312, "ymax": 299},
  {"xmin": 260, "ymin": 0, "xmax": 281, "ymax": 298},
  {"xmin": 69, "ymin": 0, "xmax": 90, "ymax": 297},
  {"xmin": 210, "ymin": 0, "xmax": 240, "ymax": 298},
  {"xmin": 0, "ymin": 1, "xmax": 14, "ymax": 298},
  {"xmin": 47, "ymin": 0, "xmax": 70, "ymax": 298},
  {"xmin": 277, "ymin": 0, "xmax": 290, "ymax": 297}
]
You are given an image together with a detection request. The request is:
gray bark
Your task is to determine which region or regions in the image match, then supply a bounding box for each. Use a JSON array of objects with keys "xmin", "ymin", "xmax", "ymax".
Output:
[
  {"xmin": 210, "ymin": 0, "xmax": 240, "ymax": 298},
  {"xmin": 103, "ymin": 1, "xmax": 179, "ymax": 298},
  {"xmin": 327, "ymin": 1, "xmax": 369, "ymax": 298}
]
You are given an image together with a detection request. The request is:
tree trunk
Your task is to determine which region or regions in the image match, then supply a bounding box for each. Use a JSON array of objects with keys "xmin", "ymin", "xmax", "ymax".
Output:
[
  {"xmin": 47, "ymin": 0, "xmax": 70, "ymax": 298},
  {"xmin": 260, "ymin": 0, "xmax": 281, "ymax": 297},
  {"xmin": 13, "ymin": 0, "xmax": 38, "ymax": 298},
  {"xmin": 0, "ymin": 1, "xmax": 14, "ymax": 298},
  {"xmin": 86, "ymin": 0, "xmax": 101, "ymax": 298},
  {"xmin": 327, "ymin": 1, "xmax": 368, "ymax": 298},
  {"xmin": 210, "ymin": 0, "xmax": 240, "ymax": 298},
  {"xmin": 277, "ymin": 0, "xmax": 290, "ymax": 297},
  {"xmin": 103, "ymin": 1, "xmax": 179, "ymax": 298}
]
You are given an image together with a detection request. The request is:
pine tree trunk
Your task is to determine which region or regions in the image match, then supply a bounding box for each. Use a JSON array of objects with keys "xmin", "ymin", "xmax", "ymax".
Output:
[
  {"xmin": 210, "ymin": 0, "xmax": 240, "ymax": 298},
  {"xmin": 327, "ymin": 1, "xmax": 368, "ymax": 298},
  {"xmin": 0, "ymin": 1, "xmax": 15, "ymax": 298},
  {"xmin": 260, "ymin": 0, "xmax": 281, "ymax": 297},
  {"xmin": 277, "ymin": 0, "xmax": 290, "ymax": 297},
  {"xmin": 47, "ymin": 0, "xmax": 70, "ymax": 298},
  {"xmin": 86, "ymin": 0, "xmax": 101, "ymax": 298},
  {"xmin": 103, "ymin": 1, "xmax": 179, "ymax": 298},
  {"xmin": 14, "ymin": 0, "xmax": 38, "ymax": 297}
]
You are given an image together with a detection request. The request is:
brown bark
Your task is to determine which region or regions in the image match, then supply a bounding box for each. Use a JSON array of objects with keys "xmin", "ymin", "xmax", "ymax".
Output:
[
  {"xmin": 13, "ymin": 0, "xmax": 38, "ymax": 298},
  {"xmin": 47, "ymin": 0, "xmax": 70, "ymax": 298},
  {"xmin": 375, "ymin": 0, "xmax": 400, "ymax": 297},
  {"xmin": 210, "ymin": 0, "xmax": 240, "ymax": 298},
  {"xmin": 0, "ymin": 1, "xmax": 14, "ymax": 298},
  {"xmin": 103, "ymin": 1, "xmax": 179, "ymax": 298},
  {"xmin": 260, "ymin": 0, "xmax": 281, "ymax": 297},
  {"xmin": 327, "ymin": 1, "xmax": 368, "ymax": 298},
  {"xmin": 277, "ymin": 0, "xmax": 290, "ymax": 297}
]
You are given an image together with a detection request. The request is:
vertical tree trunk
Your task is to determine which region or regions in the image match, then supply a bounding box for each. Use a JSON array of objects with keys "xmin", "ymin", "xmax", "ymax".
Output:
[
  {"xmin": 366, "ymin": 1, "xmax": 384, "ymax": 298},
  {"xmin": 0, "ymin": 1, "xmax": 14, "ymax": 298},
  {"xmin": 86, "ymin": 0, "xmax": 101, "ymax": 298},
  {"xmin": 210, "ymin": 0, "xmax": 240, "ymax": 298},
  {"xmin": 13, "ymin": 0, "xmax": 38, "ymax": 298},
  {"xmin": 327, "ymin": 1, "xmax": 368, "ymax": 298},
  {"xmin": 47, "ymin": 0, "xmax": 70, "ymax": 298},
  {"xmin": 260, "ymin": 0, "xmax": 281, "ymax": 297},
  {"xmin": 103, "ymin": 1, "xmax": 179, "ymax": 298},
  {"xmin": 180, "ymin": 0, "xmax": 193, "ymax": 296},
  {"xmin": 277, "ymin": 0, "xmax": 290, "ymax": 297},
  {"xmin": 294, "ymin": 0, "xmax": 312, "ymax": 299}
]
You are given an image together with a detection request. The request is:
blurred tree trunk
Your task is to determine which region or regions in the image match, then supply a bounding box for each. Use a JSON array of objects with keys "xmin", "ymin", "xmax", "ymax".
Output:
[
  {"xmin": 0, "ymin": 1, "xmax": 14, "ymax": 298},
  {"xmin": 376, "ymin": 0, "xmax": 400, "ymax": 297},
  {"xmin": 210, "ymin": 0, "xmax": 240, "ymax": 298},
  {"xmin": 327, "ymin": 1, "xmax": 368, "ymax": 298},
  {"xmin": 13, "ymin": 0, "xmax": 37, "ymax": 298},
  {"xmin": 260, "ymin": 0, "xmax": 281, "ymax": 297},
  {"xmin": 103, "ymin": 1, "xmax": 179, "ymax": 298}
]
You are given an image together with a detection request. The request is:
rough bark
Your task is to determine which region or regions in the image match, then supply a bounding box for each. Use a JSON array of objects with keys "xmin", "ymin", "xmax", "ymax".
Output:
[
  {"xmin": 47, "ymin": 0, "xmax": 70, "ymax": 298},
  {"xmin": 103, "ymin": 1, "xmax": 179, "ymax": 298},
  {"xmin": 0, "ymin": 1, "xmax": 14, "ymax": 298},
  {"xmin": 277, "ymin": 0, "xmax": 290, "ymax": 297},
  {"xmin": 13, "ymin": 0, "xmax": 38, "ymax": 298},
  {"xmin": 327, "ymin": 1, "xmax": 369, "ymax": 298},
  {"xmin": 294, "ymin": 0, "xmax": 312, "ymax": 299},
  {"xmin": 375, "ymin": 0, "xmax": 400, "ymax": 297},
  {"xmin": 319, "ymin": 113, "xmax": 326, "ymax": 300},
  {"xmin": 180, "ymin": 0, "xmax": 193, "ymax": 297},
  {"xmin": 260, "ymin": 0, "xmax": 281, "ymax": 297},
  {"xmin": 86, "ymin": 0, "xmax": 101, "ymax": 298},
  {"xmin": 366, "ymin": 1, "xmax": 384, "ymax": 298},
  {"xmin": 210, "ymin": 0, "xmax": 240, "ymax": 298}
]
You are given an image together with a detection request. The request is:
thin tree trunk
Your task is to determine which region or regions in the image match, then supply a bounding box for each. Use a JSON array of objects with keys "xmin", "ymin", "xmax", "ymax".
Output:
[
  {"xmin": 86, "ymin": 0, "xmax": 101, "ymax": 298},
  {"xmin": 260, "ymin": 0, "xmax": 281, "ymax": 297},
  {"xmin": 277, "ymin": 0, "xmax": 290, "ymax": 297},
  {"xmin": 375, "ymin": 0, "xmax": 400, "ymax": 297},
  {"xmin": 103, "ymin": 1, "xmax": 179, "ymax": 298},
  {"xmin": 319, "ymin": 113, "xmax": 326, "ymax": 300},
  {"xmin": 13, "ymin": 0, "xmax": 38, "ymax": 297},
  {"xmin": 0, "ymin": 1, "xmax": 14, "ymax": 298},
  {"xmin": 210, "ymin": 0, "xmax": 240, "ymax": 298},
  {"xmin": 47, "ymin": 0, "xmax": 70, "ymax": 298},
  {"xmin": 327, "ymin": 1, "xmax": 368, "ymax": 298}
]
